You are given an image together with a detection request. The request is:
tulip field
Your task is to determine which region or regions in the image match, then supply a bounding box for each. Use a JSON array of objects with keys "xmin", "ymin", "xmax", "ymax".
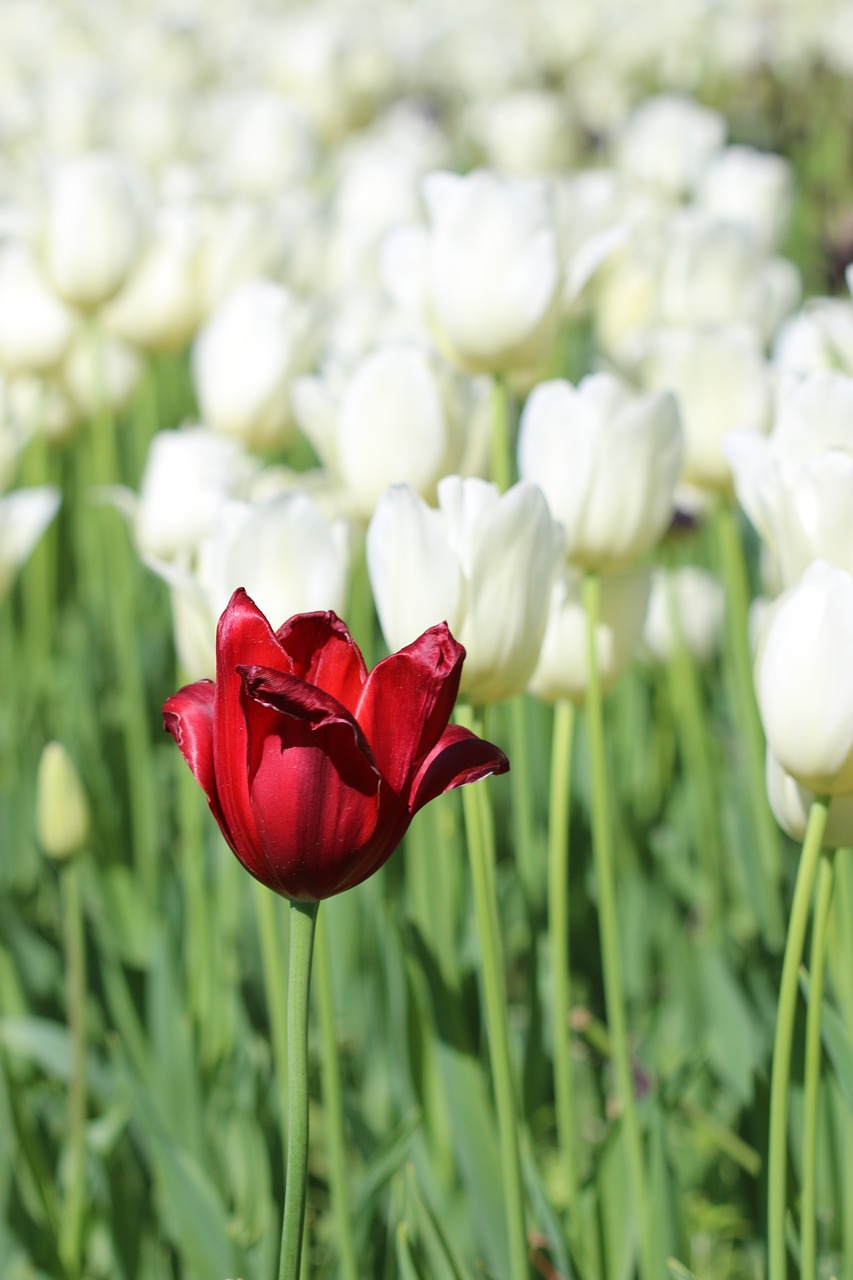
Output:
[{"xmin": 6, "ymin": 2, "xmax": 853, "ymax": 1278}]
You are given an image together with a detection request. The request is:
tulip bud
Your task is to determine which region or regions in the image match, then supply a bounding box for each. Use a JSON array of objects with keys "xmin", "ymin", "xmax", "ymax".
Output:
[
  {"xmin": 367, "ymin": 476, "xmax": 563, "ymax": 705},
  {"xmin": 754, "ymin": 561, "xmax": 853, "ymax": 796},
  {"xmin": 192, "ymin": 280, "xmax": 314, "ymax": 452},
  {"xmin": 643, "ymin": 567, "xmax": 725, "ymax": 666},
  {"xmin": 0, "ymin": 486, "xmax": 61, "ymax": 601},
  {"xmin": 517, "ymin": 373, "xmax": 683, "ymax": 573},
  {"xmin": 616, "ymin": 94, "xmax": 726, "ymax": 201},
  {"xmin": 528, "ymin": 565, "xmax": 650, "ymax": 704},
  {"xmin": 0, "ymin": 244, "xmax": 78, "ymax": 375},
  {"xmin": 43, "ymin": 152, "xmax": 148, "ymax": 309},
  {"xmin": 36, "ymin": 742, "xmax": 90, "ymax": 861}
]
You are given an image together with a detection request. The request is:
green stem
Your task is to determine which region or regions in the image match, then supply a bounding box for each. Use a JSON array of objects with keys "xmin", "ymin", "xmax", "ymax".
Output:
[
  {"xmin": 314, "ymin": 906, "xmax": 358, "ymax": 1280},
  {"xmin": 511, "ymin": 695, "xmax": 540, "ymax": 907},
  {"xmin": 457, "ymin": 703, "xmax": 529, "ymax": 1280},
  {"xmin": 800, "ymin": 849, "xmax": 835, "ymax": 1280},
  {"xmin": 664, "ymin": 573, "xmax": 725, "ymax": 928},
  {"xmin": 278, "ymin": 898, "xmax": 319, "ymax": 1280},
  {"xmin": 582, "ymin": 573, "xmax": 653, "ymax": 1280},
  {"xmin": 255, "ymin": 883, "xmax": 289, "ymax": 1163},
  {"xmin": 58, "ymin": 862, "xmax": 87, "ymax": 1278},
  {"xmin": 767, "ymin": 795, "xmax": 829, "ymax": 1280},
  {"xmin": 547, "ymin": 699, "xmax": 580, "ymax": 1223},
  {"xmin": 713, "ymin": 500, "xmax": 784, "ymax": 947},
  {"xmin": 490, "ymin": 374, "xmax": 512, "ymax": 494},
  {"xmin": 833, "ymin": 849, "xmax": 853, "ymax": 1280}
]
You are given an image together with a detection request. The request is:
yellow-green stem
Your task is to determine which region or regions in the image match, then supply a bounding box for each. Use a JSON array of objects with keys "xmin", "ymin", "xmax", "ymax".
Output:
[
  {"xmin": 278, "ymin": 898, "xmax": 319, "ymax": 1280},
  {"xmin": 457, "ymin": 703, "xmax": 529, "ymax": 1280},
  {"xmin": 800, "ymin": 849, "xmax": 835, "ymax": 1280},
  {"xmin": 583, "ymin": 572, "xmax": 654, "ymax": 1280},
  {"xmin": 58, "ymin": 862, "xmax": 87, "ymax": 1278},
  {"xmin": 767, "ymin": 795, "xmax": 829, "ymax": 1280},
  {"xmin": 314, "ymin": 907, "xmax": 358, "ymax": 1280},
  {"xmin": 547, "ymin": 700, "xmax": 580, "ymax": 1223}
]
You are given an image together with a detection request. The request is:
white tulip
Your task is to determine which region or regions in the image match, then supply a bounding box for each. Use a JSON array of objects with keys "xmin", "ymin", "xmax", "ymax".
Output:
[
  {"xmin": 129, "ymin": 426, "xmax": 259, "ymax": 562},
  {"xmin": 640, "ymin": 324, "xmax": 771, "ymax": 491},
  {"xmin": 215, "ymin": 91, "xmax": 316, "ymax": 199},
  {"xmin": 529, "ymin": 565, "xmax": 650, "ymax": 704},
  {"xmin": 43, "ymin": 152, "xmax": 148, "ymax": 309},
  {"xmin": 192, "ymin": 280, "xmax": 314, "ymax": 452},
  {"xmin": 616, "ymin": 95, "xmax": 726, "ymax": 201},
  {"xmin": 102, "ymin": 204, "xmax": 204, "ymax": 352},
  {"xmin": 367, "ymin": 477, "xmax": 563, "ymax": 705},
  {"xmin": 765, "ymin": 749, "xmax": 853, "ymax": 849},
  {"xmin": 0, "ymin": 244, "xmax": 78, "ymax": 374},
  {"xmin": 772, "ymin": 301, "xmax": 853, "ymax": 375},
  {"xmin": 643, "ymin": 566, "xmax": 725, "ymax": 665},
  {"xmin": 0, "ymin": 486, "xmax": 60, "ymax": 600},
  {"xmin": 152, "ymin": 491, "xmax": 350, "ymax": 680},
  {"xmin": 292, "ymin": 344, "xmax": 489, "ymax": 520},
  {"xmin": 383, "ymin": 169, "xmax": 563, "ymax": 374},
  {"xmin": 696, "ymin": 145, "xmax": 793, "ymax": 252},
  {"xmin": 469, "ymin": 90, "xmax": 578, "ymax": 177},
  {"xmin": 62, "ymin": 330, "xmax": 141, "ymax": 418},
  {"xmin": 754, "ymin": 561, "xmax": 853, "ymax": 795},
  {"xmin": 517, "ymin": 373, "xmax": 683, "ymax": 572}
]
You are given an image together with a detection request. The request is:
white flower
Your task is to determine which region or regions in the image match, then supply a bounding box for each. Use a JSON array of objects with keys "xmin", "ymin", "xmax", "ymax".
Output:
[
  {"xmin": 0, "ymin": 486, "xmax": 61, "ymax": 600},
  {"xmin": 0, "ymin": 244, "xmax": 78, "ymax": 375},
  {"xmin": 103, "ymin": 204, "xmax": 205, "ymax": 352},
  {"xmin": 62, "ymin": 330, "xmax": 141, "ymax": 418},
  {"xmin": 125, "ymin": 426, "xmax": 259, "ymax": 563},
  {"xmin": 292, "ymin": 344, "xmax": 490, "ymax": 520},
  {"xmin": 615, "ymin": 95, "xmax": 726, "ymax": 201},
  {"xmin": 367, "ymin": 477, "xmax": 563, "ymax": 705},
  {"xmin": 766, "ymin": 749, "xmax": 853, "ymax": 849},
  {"xmin": 696, "ymin": 145, "xmax": 793, "ymax": 252},
  {"xmin": 640, "ymin": 324, "xmax": 771, "ymax": 491},
  {"xmin": 643, "ymin": 567, "xmax": 725, "ymax": 665},
  {"xmin": 383, "ymin": 169, "xmax": 563, "ymax": 374},
  {"xmin": 528, "ymin": 565, "xmax": 650, "ymax": 704},
  {"xmin": 192, "ymin": 279, "xmax": 314, "ymax": 452},
  {"xmin": 43, "ymin": 152, "xmax": 148, "ymax": 309},
  {"xmin": 754, "ymin": 561, "xmax": 853, "ymax": 795},
  {"xmin": 517, "ymin": 373, "xmax": 683, "ymax": 572},
  {"xmin": 152, "ymin": 491, "xmax": 350, "ymax": 680}
]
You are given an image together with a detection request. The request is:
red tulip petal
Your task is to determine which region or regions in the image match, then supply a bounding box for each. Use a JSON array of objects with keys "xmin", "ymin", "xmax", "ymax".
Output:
[
  {"xmin": 213, "ymin": 589, "xmax": 291, "ymax": 881},
  {"xmin": 245, "ymin": 704, "xmax": 381, "ymax": 900},
  {"xmin": 355, "ymin": 622, "xmax": 465, "ymax": 796},
  {"xmin": 163, "ymin": 680, "xmax": 232, "ymax": 837},
  {"xmin": 409, "ymin": 723, "xmax": 509, "ymax": 814},
  {"xmin": 275, "ymin": 611, "xmax": 368, "ymax": 715},
  {"xmin": 238, "ymin": 664, "xmax": 379, "ymax": 776}
]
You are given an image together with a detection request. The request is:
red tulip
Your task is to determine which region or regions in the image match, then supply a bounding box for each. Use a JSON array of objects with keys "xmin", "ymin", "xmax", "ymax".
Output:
[{"xmin": 163, "ymin": 588, "xmax": 509, "ymax": 900}]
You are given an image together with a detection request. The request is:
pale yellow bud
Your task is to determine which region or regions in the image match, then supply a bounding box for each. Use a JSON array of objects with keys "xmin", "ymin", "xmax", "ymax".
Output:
[{"xmin": 36, "ymin": 742, "xmax": 90, "ymax": 861}]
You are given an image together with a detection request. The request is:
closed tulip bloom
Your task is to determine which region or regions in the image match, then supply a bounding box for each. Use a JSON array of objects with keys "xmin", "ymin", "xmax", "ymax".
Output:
[
  {"xmin": 36, "ymin": 742, "xmax": 90, "ymax": 861},
  {"xmin": 641, "ymin": 324, "xmax": 771, "ymax": 491},
  {"xmin": 43, "ymin": 152, "xmax": 148, "ymax": 309},
  {"xmin": 62, "ymin": 331, "xmax": 141, "ymax": 418},
  {"xmin": 696, "ymin": 145, "xmax": 793, "ymax": 252},
  {"xmin": 103, "ymin": 205, "xmax": 205, "ymax": 352},
  {"xmin": 367, "ymin": 477, "xmax": 562, "ymax": 705},
  {"xmin": 766, "ymin": 748, "xmax": 853, "ymax": 849},
  {"xmin": 754, "ymin": 561, "xmax": 853, "ymax": 795},
  {"xmin": 192, "ymin": 280, "xmax": 314, "ymax": 452},
  {"xmin": 383, "ymin": 169, "xmax": 563, "ymax": 374},
  {"xmin": 156, "ymin": 491, "xmax": 351, "ymax": 680},
  {"xmin": 292, "ymin": 344, "xmax": 488, "ymax": 520},
  {"xmin": 130, "ymin": 426, "xmax": 258, "ymax": 563},
  {"xmin": 0, "ymin": 244, "xmax": 78, "ymax": 375},
  {"xmin": 0, "ymin": 486, "xmax": 61, "ymax": 600},
  {"xmin": 528, "ymin": 565, "xmax": 650, "ymax": 704},
  {"xmin": 616, "ymin": 94, "xmax": 726, "ymax": 201},
  {"xmin": 163, "ymin": 588, "xmax": 508, "ymax": 900},
  {"xmin": 643, "ymin": 566, "xmax": 725, "ymax": 665},
  {"xmin": 517, "ymin": 373, "xmax": 683, "ymax": 573}
]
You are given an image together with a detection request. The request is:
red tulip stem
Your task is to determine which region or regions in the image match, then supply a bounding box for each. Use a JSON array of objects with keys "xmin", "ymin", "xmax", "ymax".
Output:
[{"xmin": 279, "ymin": 897, "xmax": 319, "ymax": 1280}]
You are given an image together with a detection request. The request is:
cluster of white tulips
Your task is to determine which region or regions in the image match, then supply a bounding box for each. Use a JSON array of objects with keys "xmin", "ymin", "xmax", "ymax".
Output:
[{"xmin": 6, "ymin": 0, "xmax": 853, "ymax": 1277}]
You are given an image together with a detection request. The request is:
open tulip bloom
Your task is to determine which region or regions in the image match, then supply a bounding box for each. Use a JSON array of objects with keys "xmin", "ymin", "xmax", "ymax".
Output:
[{"xmin": 163, "ymin": 587, "xmax": 508, "ymax": 1279}]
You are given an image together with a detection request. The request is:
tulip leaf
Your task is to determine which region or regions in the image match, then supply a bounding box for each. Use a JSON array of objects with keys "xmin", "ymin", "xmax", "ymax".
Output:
[{"xmin": 403, "ymin": 1163, "xmax": 475, "ymax": 1280}]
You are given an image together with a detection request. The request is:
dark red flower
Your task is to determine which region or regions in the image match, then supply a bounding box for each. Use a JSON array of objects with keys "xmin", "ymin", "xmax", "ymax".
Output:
[{"xmin": 163, "ymin": 588, "xmax": 509, "ymax": 900}]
